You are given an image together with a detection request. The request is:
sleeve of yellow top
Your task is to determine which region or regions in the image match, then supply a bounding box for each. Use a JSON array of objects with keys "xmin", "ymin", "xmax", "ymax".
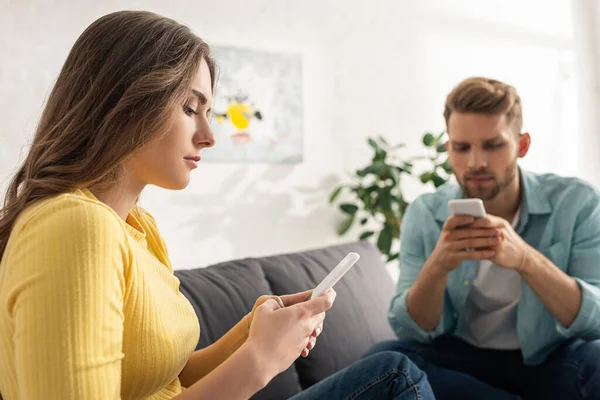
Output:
[
  {"xmin": 179, "ymin": 315, "xmax": 250, "ymax": 387},
  {"xmin": 7, "ymin": 198, "xmax": 127, "ymax": 399}
]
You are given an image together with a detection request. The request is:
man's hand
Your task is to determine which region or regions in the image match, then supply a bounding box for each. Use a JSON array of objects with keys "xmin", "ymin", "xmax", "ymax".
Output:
[
  {"xmin": 469, "ymin": 215, "xmax": 531, "ymax": 272},
  {"xmin": 429, "ymin": 215, "xmax": 500, "ymax": 272}
]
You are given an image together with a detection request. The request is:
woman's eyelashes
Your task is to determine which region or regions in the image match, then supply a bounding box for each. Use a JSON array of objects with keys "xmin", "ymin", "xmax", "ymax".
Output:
[
  {"xmin": 183, "ymin": 105, "xmax": 199, "ymax": 116},
  {"xmin": 184, "ymin": 104, "xmax": 213, "ymax": 119}
]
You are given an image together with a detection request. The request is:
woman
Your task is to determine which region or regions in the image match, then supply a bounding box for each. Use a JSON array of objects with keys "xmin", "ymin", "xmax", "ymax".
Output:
[{"xmin": 0, "ymin": 10, "xmax": 433, "ymax": 400}]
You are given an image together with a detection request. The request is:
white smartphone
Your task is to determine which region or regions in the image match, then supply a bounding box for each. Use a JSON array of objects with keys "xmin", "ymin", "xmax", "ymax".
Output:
[
  {"xmin": 448, "ymin": 198, "xmax": 486, "ymax": 218},
  {"xmin": 310, "ymin": 252, "xmax": 360, "ymax": 300}
]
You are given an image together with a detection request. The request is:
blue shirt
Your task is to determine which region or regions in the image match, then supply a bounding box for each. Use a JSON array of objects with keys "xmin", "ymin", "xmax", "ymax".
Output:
[{"xmin": 388, "ymin": 168, "xmax": 600, "ymax": 365}]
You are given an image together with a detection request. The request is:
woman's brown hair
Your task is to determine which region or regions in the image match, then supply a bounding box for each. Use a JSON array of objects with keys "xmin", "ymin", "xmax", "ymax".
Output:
[{"xmin": 0, "ymin": 10, "xmax": 216, "ymax": 259}]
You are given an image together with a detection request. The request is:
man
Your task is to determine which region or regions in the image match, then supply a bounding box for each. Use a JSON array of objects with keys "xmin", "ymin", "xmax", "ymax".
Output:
[{"xmin": 370, "ymin": 77, "xmax": 600, "ymax": 399}]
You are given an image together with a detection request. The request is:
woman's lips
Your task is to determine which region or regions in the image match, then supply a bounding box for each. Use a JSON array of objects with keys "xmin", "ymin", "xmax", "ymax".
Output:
[{"xmin": 184, "ymin": 156, "xmax": 200, "ymax": 168}]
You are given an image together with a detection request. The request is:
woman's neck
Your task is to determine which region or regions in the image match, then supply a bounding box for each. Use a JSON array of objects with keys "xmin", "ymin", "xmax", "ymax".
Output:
[{"xmin": 90, "ymin": 173, "xmax": 145, "ymax": 221}]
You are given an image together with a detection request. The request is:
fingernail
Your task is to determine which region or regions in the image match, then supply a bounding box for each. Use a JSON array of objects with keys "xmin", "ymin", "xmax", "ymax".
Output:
[{"xmin": 316, "ymin": 327, "xmax": 322, "ymax": 337}]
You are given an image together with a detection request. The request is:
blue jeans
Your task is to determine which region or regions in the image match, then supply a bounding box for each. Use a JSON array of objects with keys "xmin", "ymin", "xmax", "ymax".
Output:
[
  {"xmin": 289, "ymin": 351, "xmax": 435, "ymax": 400},
  {"xmin": 365, "ymin": 336, "xmax": 600, "ymax": 400}
]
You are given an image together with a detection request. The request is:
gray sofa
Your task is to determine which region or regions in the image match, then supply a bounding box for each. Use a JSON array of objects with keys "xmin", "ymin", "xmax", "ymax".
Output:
[{"xmin": 174, "ymin": 241, "xmax": 397, "ymax": 400}]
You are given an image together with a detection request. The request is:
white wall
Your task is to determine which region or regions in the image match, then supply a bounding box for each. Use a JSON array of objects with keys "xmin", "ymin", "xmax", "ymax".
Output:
[{"xmin": 1, "ymin": 0, "xmax": 597, "ymax": 269}]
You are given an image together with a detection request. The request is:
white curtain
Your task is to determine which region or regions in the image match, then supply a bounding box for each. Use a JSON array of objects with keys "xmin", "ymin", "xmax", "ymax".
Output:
[{"xmin": 572, "ymin": 0, "xmax": 600, "ymax": 186}]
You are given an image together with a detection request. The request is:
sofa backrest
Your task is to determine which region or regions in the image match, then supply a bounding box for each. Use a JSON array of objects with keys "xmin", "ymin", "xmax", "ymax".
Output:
[{"xmin": 175, "ymin": 241, "xmax": 396, "ymax": 400}]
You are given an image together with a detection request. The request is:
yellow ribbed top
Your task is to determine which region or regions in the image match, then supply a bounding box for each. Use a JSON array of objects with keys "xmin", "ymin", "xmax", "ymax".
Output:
[{"xmin": 0, "ymin": 189, "xmax": 200, "ymax": 399}]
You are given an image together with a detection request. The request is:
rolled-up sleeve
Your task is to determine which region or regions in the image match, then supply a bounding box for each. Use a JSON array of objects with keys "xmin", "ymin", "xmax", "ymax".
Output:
[{"xmin": 556, "ymin": 190, "xmax": 600, "ymax": 338}]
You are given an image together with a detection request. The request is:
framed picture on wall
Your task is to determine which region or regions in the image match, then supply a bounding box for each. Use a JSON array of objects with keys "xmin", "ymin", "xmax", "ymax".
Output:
[{"xmin": 203, "ymin": 45, "xmax": 304, "ymax": 164}]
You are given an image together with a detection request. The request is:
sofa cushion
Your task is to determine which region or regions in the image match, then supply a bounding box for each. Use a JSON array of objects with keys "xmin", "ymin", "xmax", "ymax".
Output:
[
  {"xmin": 175, "ymin": 258, "xmax": 303, "ymax": 400},
  {"xmin": 257, "ymin": 241, "xmax": 396, "ymax": 389}
]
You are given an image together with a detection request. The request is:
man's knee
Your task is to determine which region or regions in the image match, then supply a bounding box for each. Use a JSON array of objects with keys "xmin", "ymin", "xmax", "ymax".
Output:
[
  {"xmin": 365, "ymin": 339, "xmax": 428, "ymax": 359},
  {"xmin": 563, "ymin": 339, "xmax": 600, "ymax": 367},
  {"xmin": 364, "ymin": 351, "xmax": 427, "ymax": 380},
  {"xmin": 580, "ymin": 340, "xmax": 600, "ymax": 372},
  {"xmin": 554, "ymin": 339, "xmax": 600, "ymax": 388},
  {"xmin": 575, "ymin": 340, "xmax": 600, "ymax": 396}
]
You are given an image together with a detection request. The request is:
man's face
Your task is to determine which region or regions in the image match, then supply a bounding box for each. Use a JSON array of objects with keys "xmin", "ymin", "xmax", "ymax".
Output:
[{"xmin": 446, "ymin": 112, "xmax": 527, "ymax": 200}]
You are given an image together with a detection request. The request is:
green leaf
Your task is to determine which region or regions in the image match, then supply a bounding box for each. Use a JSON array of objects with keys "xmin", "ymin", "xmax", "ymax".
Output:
[
  {"xmin": 368, "ymin": 138, "xmax": 379, "ymax": 151},
  {"xmin": 359, "ymin": 231, "xmax": 374, "ymax": 240},
  {"xmin": 360, "ymin": 218, "xmax": 368, "ymax": 225},
  {"xmin": 340, "ymin": 204, "xmax": 358, "ymax": 214},
  {"xmin": 373, "ymin": 149, "xmax": 387, "ymax": 162},
  {"xmin": 359, "ymin": 164, "xmax": 384, "ymax": 177},
  {"xmin": 432, "ymin": 173, "xmax": 447, "ymax": 188},
  {"xmin": 389, "ymin": 168, "xmax": 400, "ymax": 185},
  {"xmin": 365, "ymin": 185, "xmax": 379, "ymax": 194},
  {"xmin": 378, "ymin": 136, "xmax": 389, "ymax": 146},
  {"xmin": 420, "ymin": 172, "xmax": 432, "ymax": 184},
  {"xmin": 377, "ymin": 225, "xmax": 394, "ymax": 255},
  {"xmin": 377, "ymin": 190, "xmax": 392, "ymax": 210},
  {"xmin": 376, "ymin": 165, "xmax": 395, "ymax": 183},
  {"xmin": 387, "ymin": 252, "xmax": 399, "ymax": 262},
  {"xmin": 400, "ymin": 162, "xmax": 413, "ymax": 174},
  {"xmin": 423, "ymin": 133, "xmax": 435, "ymax": 146},
  {"xmin": 329, "ymin": 186, "xmax": 343, "ymax": 203},
  {"xmin": 338, "ymin": 214, "xmax": 355, "ymax": 235},
  {"xmin": 436, "ymin": 143, "xmax": 447, "ymax": 153},
  {"xmin": 398, "ymin": 199, "xmax": 409, "ymax": 214},
  {"xmin": 441, "ymin": 159, "xmax": 452, "ymax": 173}
]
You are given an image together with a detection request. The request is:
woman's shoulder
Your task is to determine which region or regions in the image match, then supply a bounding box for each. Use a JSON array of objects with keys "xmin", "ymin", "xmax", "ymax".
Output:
[
  {"xmin": 130, "ymin": 205, "xmax": 159, "ymax": 229},
  {"xmin": 14, "ymin": 190, "xmax": 128, "ymax": 240},
  {"xmin": 129, "ymin": 206, "xmax": 172, "ymax": 266}
]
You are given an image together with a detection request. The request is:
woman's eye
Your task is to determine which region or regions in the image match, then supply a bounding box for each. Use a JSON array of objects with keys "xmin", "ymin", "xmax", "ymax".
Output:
[{"xmin": 183, "ymin": 106, "xmax": 198, "ymax": 116}]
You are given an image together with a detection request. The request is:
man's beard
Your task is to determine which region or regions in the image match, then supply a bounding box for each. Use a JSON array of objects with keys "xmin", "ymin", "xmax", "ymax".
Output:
[{"xmin": 459, "ymin": 162, "xmax": 518, "ymax": 201}]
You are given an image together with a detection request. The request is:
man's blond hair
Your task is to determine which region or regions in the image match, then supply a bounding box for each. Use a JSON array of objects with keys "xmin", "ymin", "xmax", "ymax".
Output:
[{"xmin": 444, "ymin": 77, "xmax": 523, "ymax": 134}]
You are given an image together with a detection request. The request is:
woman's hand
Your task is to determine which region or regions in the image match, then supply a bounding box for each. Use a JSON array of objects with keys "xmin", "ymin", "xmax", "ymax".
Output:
[
  {"xmin": 245, "ymin": 289, "xmax": 336, "ymax": 377},
  {"xmin": 246, "ymin": 290, "xmax": 326, "ymax": 357}
]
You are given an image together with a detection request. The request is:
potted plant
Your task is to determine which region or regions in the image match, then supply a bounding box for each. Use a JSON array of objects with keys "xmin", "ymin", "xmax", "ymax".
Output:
[{"xmin": 329, "ymin": 132, "xmax": 451, "ymax": 262}]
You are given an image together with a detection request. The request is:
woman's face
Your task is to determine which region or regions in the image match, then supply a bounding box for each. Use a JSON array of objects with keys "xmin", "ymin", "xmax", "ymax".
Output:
[{"xmin": 126, "ymin": 58, "xmax": 215, "ymax": 190}]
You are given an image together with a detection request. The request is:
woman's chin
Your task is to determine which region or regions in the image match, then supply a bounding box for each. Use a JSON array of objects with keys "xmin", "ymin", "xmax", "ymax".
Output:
[{"xmin": 155, "ymin": 176, "xmax": 191, "ymax": 191}]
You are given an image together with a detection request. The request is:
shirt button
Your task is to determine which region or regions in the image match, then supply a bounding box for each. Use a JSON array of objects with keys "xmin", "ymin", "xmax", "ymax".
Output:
[{"xmin": 463, "ymin": 280, "xmax": 470, "ymax": 286}]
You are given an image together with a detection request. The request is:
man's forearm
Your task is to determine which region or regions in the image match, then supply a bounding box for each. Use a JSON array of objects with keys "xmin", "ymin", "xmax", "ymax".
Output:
[
  {"xmin": 406, "ymin": 260, "xmax": 450, "ymax": 331},
  {"xmin": 520, "ymin": 247, "xmax": 582, "ymax": 328}
]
